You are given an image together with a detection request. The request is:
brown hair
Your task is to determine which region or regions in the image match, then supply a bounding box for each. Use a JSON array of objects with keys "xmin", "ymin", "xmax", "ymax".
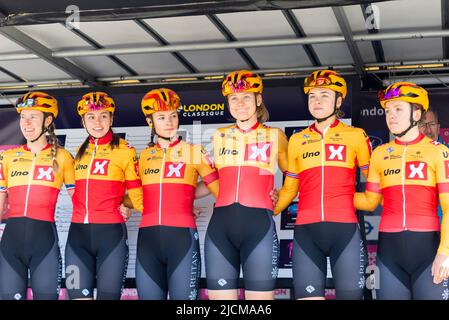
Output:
[
  {"xmin": 45, "ymin": 113, "xmax": 59, "ymax": 172},
  {"xmin": 257, "ymin": 101, "xmax": 270, "ymax": 123},
  {"xmin": 335, "ymin": 93, "xmax": 345, "ymax": 119},
  {"xmin": 411, "ymin": 103, "xmax": 425, "ymax": 123},
  {"xmin": 147, "ymin": 115, "xmax": 156, "ymax": 147}
]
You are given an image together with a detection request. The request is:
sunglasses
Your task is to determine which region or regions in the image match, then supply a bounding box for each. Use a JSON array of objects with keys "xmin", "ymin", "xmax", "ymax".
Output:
[{"xmin": 16, "ymin": 98, "xmax": 36, "ymax": 108}]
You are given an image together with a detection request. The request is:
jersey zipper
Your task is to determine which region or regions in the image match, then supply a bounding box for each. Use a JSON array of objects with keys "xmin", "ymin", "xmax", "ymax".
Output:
[
  {"xmin": 23, "ymin": 154, "xmax": 37, "ymax": 217},
  {"xmin": 235, "ymin": 133, "xmax": 245, "ymax": 203},
  {"xmin": 401, "ymin": 144, "xmax": 407, "ymax": 230},
  {"xmin": 84, "ymin": 140, "xmax": 98, "ymax": 224},
  {"xmin": 159, "ymin": 148, "xmax": 167, "ymax": 225},
  {"xmin": 320, "ymin": 126, "xmax": 329, "ymax": 222}
]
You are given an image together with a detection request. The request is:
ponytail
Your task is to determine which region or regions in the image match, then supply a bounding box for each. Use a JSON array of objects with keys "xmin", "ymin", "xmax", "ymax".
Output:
[
  {"xmin": 45, "ymin": 115, "xmax": 59, "ymax": 172},
  {"xmin": 147, "ymin": 115, "xmax": 156, "ymax": 147}
]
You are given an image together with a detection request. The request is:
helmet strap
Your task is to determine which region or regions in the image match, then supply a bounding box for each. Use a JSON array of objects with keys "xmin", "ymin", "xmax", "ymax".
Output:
[
  {"xmin": 313, "ymin": 93, "xmax": 339, "ymax": 123},
  {"xmin": 151, "ymin": 114, "xmax": 180, "ymax": 142},
  {"xmin": 393, "ymin": 107, "xmax": 418, "ymax": 138},
  {"xmin": 30, "ymin": 114, "xmax": 52, "ymax": 143}
]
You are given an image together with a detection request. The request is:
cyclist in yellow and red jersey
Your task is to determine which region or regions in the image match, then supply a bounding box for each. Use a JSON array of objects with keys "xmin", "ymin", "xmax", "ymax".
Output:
[
  {"xmin": 133, "ymin": 88, "xmax": 218, "ymax": 300},
  {"xmin": 274, "ymin": 70, "xmax": 372, "ymax": 300},
  {"xmin": 65, "ymin": 92, "xmax": 142, "ymax": 300},
  {"xmin": 355, "ymin": 82, "xmax": 449, "ymax": 300},
  {"xmin": 205, "ymin": 70, "xmax": 288, "ymax": 300},
  {"xmin": 0, "ymin": 92, "xmax": 74, "ymax": 300}
]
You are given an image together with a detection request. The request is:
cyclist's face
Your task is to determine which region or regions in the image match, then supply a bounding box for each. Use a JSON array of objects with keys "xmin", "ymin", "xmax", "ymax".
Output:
[
  {"xmin": 149, "ymin": 110, "xmax": 179, "ymax": 137},
  {"xmin": 384, "ymin": 100, "xmax": 421, "ymax": 134},
  {"xmin": 19, "ymin": 109, "xmax": 51, "ymax": 142},
  {"xmin": 82, "ymin": 110, "xmax": 112, "ymax": 139},
  {"xmin": 227, "ymin": 92, "xmax": 261, "ymax": 122},
  {"xmin": 418, "ymin": 110, "xmax": 440, "ymax": 141},
  {"xmin": 308, "ymin": 88, "xmax": 340, "ymax": 119}
]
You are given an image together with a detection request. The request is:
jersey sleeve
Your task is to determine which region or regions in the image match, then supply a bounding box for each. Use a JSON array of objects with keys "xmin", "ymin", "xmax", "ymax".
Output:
[
  {"xmin": 277, "ymin": 128, "xmax": 289, "ymax": 173},
  {"xmin": 354, "ymin": 147, "xmax": 382, "ymax": 211},
  {"xmin": 123, "ymin": 146, "xmax": 143, "ymax": 212},
  {"xmin": 195, "ymin": 145, "xmax": 219, "ymax": 198},
  {"xmin": 274, "ymin": 134, "xmax": 300, "ymax": 215},
  {"xmin": 60, "ymin": 149, "xmax": 75, "ymax": 191},
  {"xmin": 0, "ymin": 151, "xmax": 7, "ymax": 192},
  {"xmin": 436, "ymin": 145, "xmax": 449, "ymax": 256},
  {"xmin": 356, "ymin": 128, "xmax": 372, "ymax": 177}
]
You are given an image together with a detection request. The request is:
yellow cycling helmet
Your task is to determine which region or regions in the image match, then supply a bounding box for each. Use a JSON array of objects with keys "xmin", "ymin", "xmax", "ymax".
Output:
[
  {"xmin": 16, "ymin": 91, "xmax": 58, "ymax": 118},
  {"xmin": 304, "ymin": 69, "xmax": 347, "ymax": 99},
  {"xmin": 77, "ymin": 92, "xmax": 116, "ymax": 117},
  {"xmin": 141, "ymin": 88, "xmax": 182, "ymax": 117},
  {"xmin": 378, "ymin": 82, "xmax": 429, "ymax": 111},
  {"xmin": 222, "ymin": 70, "xmax": 263, "ymax": 96}
]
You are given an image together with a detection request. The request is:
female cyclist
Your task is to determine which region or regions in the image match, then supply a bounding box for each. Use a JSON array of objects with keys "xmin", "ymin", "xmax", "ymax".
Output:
[
  {"xmin": 205, "ymin": 70, "xmax": 288, "ymax": 300},
  {"xmin": 274, "ymin": 70, "xmax": 372, "ymax": 300},
  {"xmin": 354, "ymin": 82, "xmax": 449, "ymax": 299},
  {"xmin": 0, "ymin": 92, "xmax": 75, "ymax": 300},
  {"xmin": 65, "ymin": 92, "xmax": 142, "ymax": 300}
]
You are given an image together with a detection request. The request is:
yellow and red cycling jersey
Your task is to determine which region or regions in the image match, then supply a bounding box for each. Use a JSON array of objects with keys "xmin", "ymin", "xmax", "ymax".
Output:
[
  {"xmin": 138, "ymin": 138, "xmax": 219, "ymax": 228},
  {"xmin": 212, "ymin": 122, "xmax": 288, "ymax": 211},
  {"xmin": 354, "ymin": 133, "xmax": 449, "ymax": 256},
  {"xmin": 274, "ymin": 120, "xmax": 372, "ymax": 224},
  {"xmin": 0, "ymin": 144, "xmax": 75, "ymax": 222},
  {"xmin": 71, "ymin": 131, "xmax": 142, "ymax": 224}
]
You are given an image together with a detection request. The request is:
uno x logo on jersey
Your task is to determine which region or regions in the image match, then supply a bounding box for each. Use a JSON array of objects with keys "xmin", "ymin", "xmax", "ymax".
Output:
[
  {"xmin": 33, "ymin": 165, "xmax": 55, "ymax": 182},
  {"xmin": 325, "ymin": 144, "xmax": 347, "ymax": 162},
  {"xmin": 406, "ymin": 161, "xmax": 427, "ymax": 180},
  {"xmin": 244, "ymin": 142, "xmax": 272, "ymax": 163},
  {"xmin": 90, "ymin": 159, "xmax": 110, "ymax": 176},
  {"xmin": 164, "ymin": 162, "xmax": 186, "ymax": 178}
]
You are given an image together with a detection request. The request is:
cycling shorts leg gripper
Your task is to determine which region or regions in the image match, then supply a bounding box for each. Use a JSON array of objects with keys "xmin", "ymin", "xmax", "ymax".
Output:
[{"xmin": 136, "ymin": 226, "xmax": 168, "ymax": 300}]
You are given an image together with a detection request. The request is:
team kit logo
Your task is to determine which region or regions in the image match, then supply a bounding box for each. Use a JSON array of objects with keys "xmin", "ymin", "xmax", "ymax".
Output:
[
  {"xmin": 33, "ymin": 165, "xmax": 55, "ymax": 182},
  {"xmin": 405, "ymin": 161, "xmax": 427, "ymax": 180},
  {"xmin": 244, "ymin": 143, "xmax": 272, "ymax": 163},
  {"xmin": 164, "ymin": 162, "xmax": 186, "ymax": 179},
  {"xmin": 90, "ymin": 159, "xmax": 110, "ymax": 176},
  {"xmin": 325, "ymin": 144, "xmax": 347, "ymax": 162}
]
